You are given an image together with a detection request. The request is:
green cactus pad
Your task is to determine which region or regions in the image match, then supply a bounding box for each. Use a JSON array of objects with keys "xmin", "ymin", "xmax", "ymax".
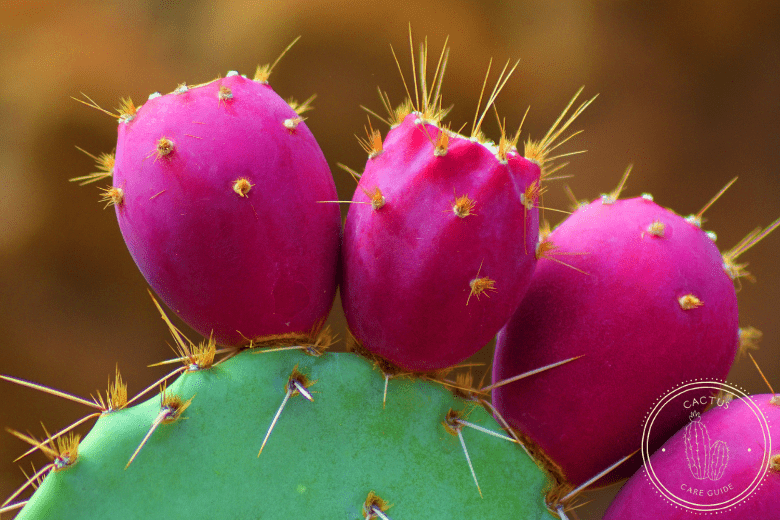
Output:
[{"xmin": 15, "ymin": 350, "xmax": 551, "ymax": 519}]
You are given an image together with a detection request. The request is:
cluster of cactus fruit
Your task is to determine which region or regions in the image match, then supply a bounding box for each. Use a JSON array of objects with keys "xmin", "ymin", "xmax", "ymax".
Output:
[{"xmin": 2, "ymin": 33, "xmax": 779, "ymax": 519}]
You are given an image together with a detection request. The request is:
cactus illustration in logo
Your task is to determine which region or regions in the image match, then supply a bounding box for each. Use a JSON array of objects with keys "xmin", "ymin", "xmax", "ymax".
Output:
[
  {"xmin": 708, "ymin": 440, "xmax": 730, "ymax": 480},
  {"xmin": 684, "ymin": 411, "xmax": 728, "ymax": 481},
  {"xmin": 684, "ymin": 411, "xmax": 712, "ymax": 480}
]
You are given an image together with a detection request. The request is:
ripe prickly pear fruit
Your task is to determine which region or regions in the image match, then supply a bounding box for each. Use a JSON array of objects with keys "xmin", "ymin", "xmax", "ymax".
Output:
[
  {"xmin": 342, "ymin": 112, "xmax": 540, "ymax": 371},
  {"xmin": 604, "ymin": 394, "xmax": 780, "ymax": 519},
  {"xmin": 110, "ymin": 69, "xmax": 340, "ymax": 346},
  {"xmin": 492, "ymin": 195, "xmax": 741, "ymax": 488},
  {"xmin": 339, "ymin": 39, "xmax": 590, "ymax": 372},
  {"xmin": 8, "ymin": 350, "xmax": 551, "ymax": 519}
]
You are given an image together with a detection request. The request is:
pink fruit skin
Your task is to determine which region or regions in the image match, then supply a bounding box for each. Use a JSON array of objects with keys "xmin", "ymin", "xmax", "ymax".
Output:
[
  {"xmin": 492, "ymin": 197, "xmax": 739, "ymax": 486},
  {"xmin": 341, "ymin": 115, "xmax": 540, "ymax": 371},
  {"xmin": 604, "ymin": 394, "xmax": 780, "ymax": 519},
  {"xmin": 113, "ymin": 75, "xmax": 341, "ymax": 346}
]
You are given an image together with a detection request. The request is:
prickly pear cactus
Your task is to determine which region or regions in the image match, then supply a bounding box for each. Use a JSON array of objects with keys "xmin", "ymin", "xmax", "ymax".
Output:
[
  {"xmin": 10, "ymin": 349, "xmax": 551, "ymax": 519},
  {"xmin": 0, "ymin": 35, "xmax": 578, "ymax": 520},
  {"xmin": 19, "ymin": 31, "xmax": 766, "ymax": 520}
]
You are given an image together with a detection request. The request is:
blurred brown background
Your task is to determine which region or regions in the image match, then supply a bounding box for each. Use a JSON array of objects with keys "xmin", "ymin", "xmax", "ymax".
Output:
[{"xmin": 1, "ymin": 1, "xmax": 778, "ymax": 518}]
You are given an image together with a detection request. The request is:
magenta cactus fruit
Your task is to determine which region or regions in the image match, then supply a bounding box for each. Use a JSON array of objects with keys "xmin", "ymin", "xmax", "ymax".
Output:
[
  {"xmin": 492, "ymin": 193, "xmax": 742, "ymax": 488},
  {"xmin": 341, "ymin": 113, "xmax": 540, "ymax": 371},
  {"xmin": 340, "ymin": 38, "xmax": 594, "ymax": 373},
  {"xmin": 108, "ymin": 65, "xmax": 340, "ymax": 346},
  {"xmin": 339, "ymin": 41, "xmax": 560, "ymax": 372},
  {"xmin": 604, "ymin": 394, "xmax": 780, "ymax": 519}
]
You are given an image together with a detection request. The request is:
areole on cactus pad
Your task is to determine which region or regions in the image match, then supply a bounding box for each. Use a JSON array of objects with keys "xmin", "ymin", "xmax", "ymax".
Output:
[{"xmin": 77, "ymin": 42, "xmax": 341, "ymax": 347}]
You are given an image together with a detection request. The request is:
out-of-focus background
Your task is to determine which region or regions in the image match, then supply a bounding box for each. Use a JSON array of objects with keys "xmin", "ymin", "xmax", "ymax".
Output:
[{"xmin": 1, "ymin": 1, "xmax": 778, "ymax": 518}]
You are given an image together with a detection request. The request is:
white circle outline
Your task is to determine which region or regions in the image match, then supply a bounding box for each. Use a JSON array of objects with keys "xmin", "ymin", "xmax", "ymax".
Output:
[
  {"xmin": 640, "ymin": 380, "xmax": 772, "ymax": 513},
  {"xmin": 645, "ymin": 385, "xmax": 764, "ymax": 508}
]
